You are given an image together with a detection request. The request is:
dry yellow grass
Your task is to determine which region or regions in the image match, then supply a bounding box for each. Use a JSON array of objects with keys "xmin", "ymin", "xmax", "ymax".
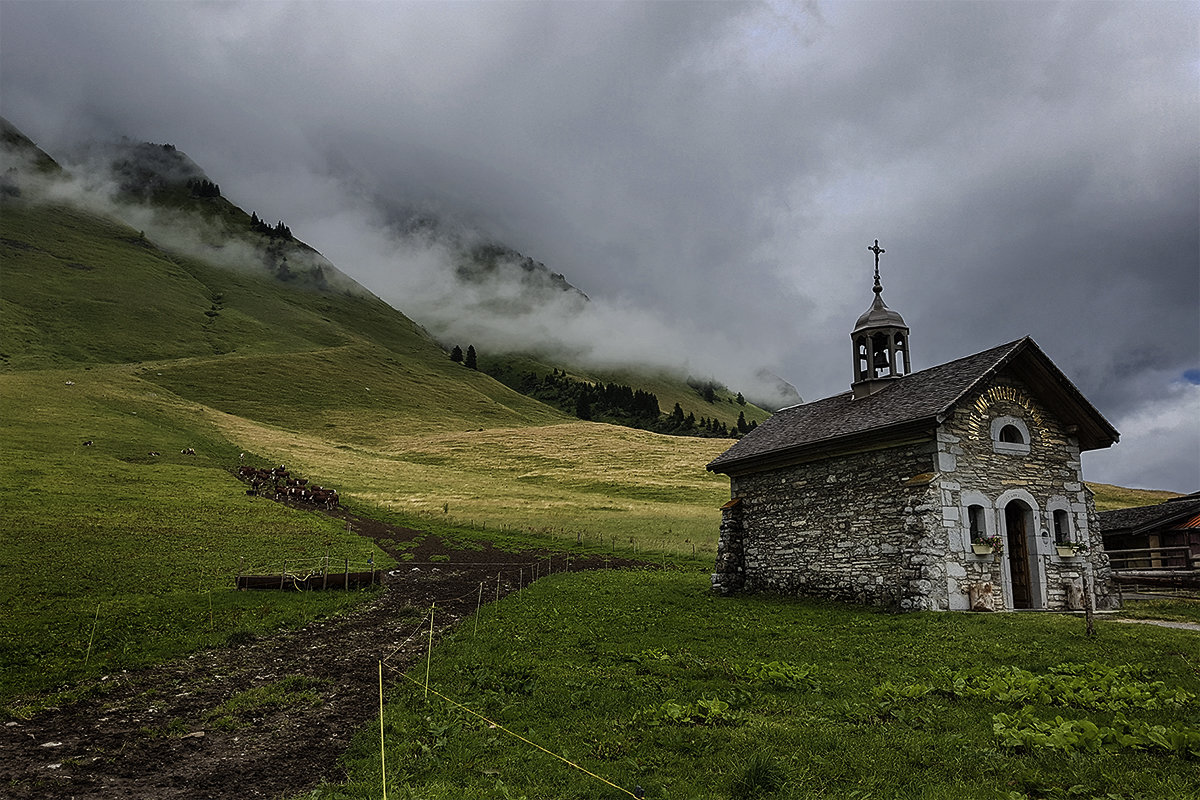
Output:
[
  {"xmin": 1087, "ymin": 482, "xmax": 1184, "ymax": 512},
  {"xmin": 207, "ymin": 412, "xmax": 733, "ymax": 554}
]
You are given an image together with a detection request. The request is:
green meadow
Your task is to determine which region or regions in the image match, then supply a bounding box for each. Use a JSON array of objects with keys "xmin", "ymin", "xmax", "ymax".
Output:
[
  {"xmin": 315, "ymin": 571, "xmax": 1200, "ymax": 800},
  {"xmin": 0, "ymin": 366, "xmax": 385, "ymax": 708}
]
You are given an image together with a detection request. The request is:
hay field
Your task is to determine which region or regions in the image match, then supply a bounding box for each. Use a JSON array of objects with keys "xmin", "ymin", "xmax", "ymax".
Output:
[{"xmin": 209, "ymin": 413, "xmax": 733, "ymax": 556}]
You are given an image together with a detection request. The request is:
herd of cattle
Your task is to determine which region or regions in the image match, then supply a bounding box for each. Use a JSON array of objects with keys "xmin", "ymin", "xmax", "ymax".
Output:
[{"xmin": 236, "ymin": 464, "xmax": 340, "ymax": 509}]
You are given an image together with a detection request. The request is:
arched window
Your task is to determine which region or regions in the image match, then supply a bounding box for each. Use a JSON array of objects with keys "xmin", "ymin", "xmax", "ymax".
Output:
[
  {"xmin": 871, "ymin": 333, "xmax": 892, "ymax": 376},
  {"xmin": 893, "ymin": 332, "xmax": 910, "ymax": 375},
  {"xmin": 991, "ymin": 416, "xmax": 1031, "ymax": 455},
  {"xmin": 855, "ymin": 336, "xmax": 869, "ymax": 381},
  {"xmin": 999, "ymin": 425, "xmax": 1024, "ymax": 444},
  {"xmin": 1053, "ymin": 509, "xmax": 1070, "ymax": 545},
  {"xmin": 968, "ymin": 504, "xmax": 986, "ymax": 543}
]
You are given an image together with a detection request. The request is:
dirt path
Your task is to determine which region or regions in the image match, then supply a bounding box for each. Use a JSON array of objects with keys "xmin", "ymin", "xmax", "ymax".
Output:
[
  {"xmin": 1112, "ymin": 617, "xmax": 1200, "ymax": 632},
  {"xmin": 1, "ymin": 507, "xmax": 645, "ymax": 800}
]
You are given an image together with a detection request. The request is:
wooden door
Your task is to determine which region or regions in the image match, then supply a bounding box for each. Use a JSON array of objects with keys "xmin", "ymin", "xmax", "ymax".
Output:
[{"xmin": 1006, "ymin": 503, "xmax": 1032, "ymax": 609}]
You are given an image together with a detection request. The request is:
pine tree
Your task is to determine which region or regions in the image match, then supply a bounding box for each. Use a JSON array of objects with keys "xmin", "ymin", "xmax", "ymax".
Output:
[
  {"xmin": 669, "ymin": 402, "xmax": 686, "ymax": 429},
  {"xmin": 450, "ymin": 345, "xmax": 463, "ymax": 363},
  {"xmin": 736, "ymin": 392, "xmax": 746, "ymax": 405},
  {"xmin": 575, "ymin": 394, "xmax": 592, "ymax": 420},
  {"xmin": 465, "ymin": 345, "xmax": 477, "ymax": 370},
  {"xmin": 737, "ymin": 410, "xmax": 749, "ymax": 433}
]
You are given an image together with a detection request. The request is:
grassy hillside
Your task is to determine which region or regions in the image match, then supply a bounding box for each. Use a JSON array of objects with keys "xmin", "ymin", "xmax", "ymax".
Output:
[
  {"xmin": 0, "ymin": 366, "xmax": 383, "ymax": 707},
  {"xmin": 1087, "ymin": 482, "xmax": 1184, "ymax": 512},
  {"xmin": 0, "ymin": 185, "xmax": 730, "ymax": 709}
]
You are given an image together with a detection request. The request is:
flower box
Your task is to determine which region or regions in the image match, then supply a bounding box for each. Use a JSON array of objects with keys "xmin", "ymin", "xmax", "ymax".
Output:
[
  {"xmin": 971, "ymin": 543, "xmax": 994, "ymax": 556},
  {"xmin": 1056, "ymin": 545, "xmax": 1081, "ymax": 558}
]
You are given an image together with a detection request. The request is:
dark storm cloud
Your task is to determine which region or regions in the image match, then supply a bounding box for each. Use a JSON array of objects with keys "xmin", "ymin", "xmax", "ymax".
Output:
[{"xmin": 2, "ymin": 0, "xmax": 1196, "ymax": 490}]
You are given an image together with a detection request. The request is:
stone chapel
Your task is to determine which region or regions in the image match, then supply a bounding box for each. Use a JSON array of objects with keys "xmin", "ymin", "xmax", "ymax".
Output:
[{"xmin": 707, "ymin": 241, "xmax": 1121, "ymax": 612}]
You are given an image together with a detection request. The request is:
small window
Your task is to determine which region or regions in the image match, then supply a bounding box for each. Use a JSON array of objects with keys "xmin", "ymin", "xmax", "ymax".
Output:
[
  {"xmin": 1053, "ymin": 509, "xmax": 1070, "ymax": 545},
  {"xmin": 991, "ymin": 416, "xmax": 1031, "ymax": 455},
  {"xmin": 968, "ymin": 504, "xmax": 985, "ymax": 541},
  {"xmin": 999, "ymin": 425, "xmax": 1024, "ymax": 444}
]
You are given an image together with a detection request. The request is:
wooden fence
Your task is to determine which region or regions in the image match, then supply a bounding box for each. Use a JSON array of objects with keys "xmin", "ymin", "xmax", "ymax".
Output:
[
  {"xmin": 1106, "ymin": 546, "xmax": 1200, "ymax": 595},
  {"xmin": 235, "ymin": 556, "xmax": 381, "ymax": 591}
]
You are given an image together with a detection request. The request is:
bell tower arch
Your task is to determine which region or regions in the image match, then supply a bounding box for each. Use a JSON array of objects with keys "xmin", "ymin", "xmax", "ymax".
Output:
[{"xmin": 851, "ymin": 239, "xmax": 911, "ymax": 399}]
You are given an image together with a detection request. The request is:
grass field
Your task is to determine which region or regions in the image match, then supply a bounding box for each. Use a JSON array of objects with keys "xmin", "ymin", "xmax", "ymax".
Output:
[
  {"xmin": 0, "ymin": 194, "xmax": 733, "ymax": 712},
  {"xmin": 1087, "ymin": 483, "xmax": 1184, "ymax": 512},
  {"xmin": 0, "ymin": 367, "xmax": 393, "ymax": 711},
  {"xmin": 206, "ymin": 412, "xmax": 731, "ymax": 553},
  {"xmin": 313, "ymin": 571, "xmax": 1200, "ymax": 800}
]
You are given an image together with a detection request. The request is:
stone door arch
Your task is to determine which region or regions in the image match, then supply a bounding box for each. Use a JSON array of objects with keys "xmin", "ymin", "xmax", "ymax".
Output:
[{"xmin": 1003, "ymin": 498, "xmax": 1042, "ymax": 609}]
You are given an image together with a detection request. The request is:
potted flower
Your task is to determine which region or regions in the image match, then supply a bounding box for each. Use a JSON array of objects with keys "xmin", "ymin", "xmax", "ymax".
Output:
[
  {"xmin": 971, "ymin": 534, "xmax": 1004, "ymax": 556},
  {"xmin": 1056, "ymin": 539, "xmax": 1088, "ymax": 558}
]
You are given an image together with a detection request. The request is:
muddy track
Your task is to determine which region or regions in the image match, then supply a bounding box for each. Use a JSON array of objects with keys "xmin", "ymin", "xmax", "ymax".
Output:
[{"xmin": 1, "ymin": 507, "xmax": 646, "ymax": 799}]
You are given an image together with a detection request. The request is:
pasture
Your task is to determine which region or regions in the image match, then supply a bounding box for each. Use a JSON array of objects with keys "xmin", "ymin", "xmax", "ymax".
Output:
[
  {"xmin": 0, "ymin": 361, "xmax": 728, "ymax": 713},
  {"xmin": 0, "ymin": 196, "xmax": 730, "ymax": 714},
  {"xmin": 0, "ymin": 368, "xmax": 389, "ymax": 710},
  {"xmin": 317, "ymin": 571, "xmax": 1200, "ymax": 800}
]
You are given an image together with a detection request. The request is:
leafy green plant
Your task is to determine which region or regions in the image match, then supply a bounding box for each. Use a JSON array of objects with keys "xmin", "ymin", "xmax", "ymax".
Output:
[
  {"xmin": 993, "ymin": 708, "xmax": 1200, "ymax": 757},
  {"xmin": 931, "ymin": 663, "xmax": 1195, "ymax": 711},
  {"xmin": 731, "ymin": 659, "xmax": 817, "ymax": 690},
  {"xmin": 633, "ymin": 697, "xmax": 745, "ymax": 727}
]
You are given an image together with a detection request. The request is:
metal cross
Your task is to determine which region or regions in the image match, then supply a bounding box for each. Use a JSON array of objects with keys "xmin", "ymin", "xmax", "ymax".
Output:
[{"xmin": 868, "ymin": 239, "xmax": 885, "ymax": 283}]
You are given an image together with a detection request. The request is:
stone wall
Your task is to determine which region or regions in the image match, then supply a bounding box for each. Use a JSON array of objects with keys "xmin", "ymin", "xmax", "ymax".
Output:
[
  {"xmin": 725, "ymin": 438, "xmax": 944, "ymax": 610},
  {"xmin": 935, "ymin": 373, "xmax": 1119, "ymax": 611},
  {"xmin": 712, "ymin": 500, "xmax": 745, "ymax": 594}
]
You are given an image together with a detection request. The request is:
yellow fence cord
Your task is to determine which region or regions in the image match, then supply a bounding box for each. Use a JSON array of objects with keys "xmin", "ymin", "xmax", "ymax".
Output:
[
  {"xmin": 373, "ymin": 589, "xmax": 641, "ymax": 798},
  {"xmin": 389, "ymin": 666, "xmax": 639, "ymax": 799},
  {"xmin": 378, "ymin": 660, "xmax": 388, "ymax": 800}
]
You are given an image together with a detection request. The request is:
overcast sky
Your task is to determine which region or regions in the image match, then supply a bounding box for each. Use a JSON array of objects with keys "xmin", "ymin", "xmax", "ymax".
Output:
[{"xmin": 2, "ymin": 0, "xmax": 1197, "ymax": 492}]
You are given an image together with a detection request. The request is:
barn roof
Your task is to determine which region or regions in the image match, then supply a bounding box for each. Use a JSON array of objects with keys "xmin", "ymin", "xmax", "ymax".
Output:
[
  {"xmin": 708, "ymin": 336, "xmax": 1118, "ymax": 475},
  {"xmin": 1097, "ymin": 494, "xmax": 1200, "ymax": 535}
]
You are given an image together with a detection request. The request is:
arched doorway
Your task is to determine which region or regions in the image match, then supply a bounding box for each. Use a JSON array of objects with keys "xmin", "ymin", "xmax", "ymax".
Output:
[{"xmin": 1005, "ymin": 500, "xmax": 1034, "ymax": 609}]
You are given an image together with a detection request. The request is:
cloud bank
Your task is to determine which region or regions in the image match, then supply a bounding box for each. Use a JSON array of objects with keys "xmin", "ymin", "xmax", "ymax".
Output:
[{"xmin": 1, "ymin": 0, "xmax": 1196, "ymax": 490}]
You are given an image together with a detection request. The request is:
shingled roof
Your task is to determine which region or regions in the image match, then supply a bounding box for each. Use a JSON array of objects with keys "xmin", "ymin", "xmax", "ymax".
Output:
[
  {"xmin": 708, "ymin": 336, "xmax": 1118, "ymax": 475},
  {"xmin": 1097, "ymin": 494, "xmax": 1200, "ymax": 534}
]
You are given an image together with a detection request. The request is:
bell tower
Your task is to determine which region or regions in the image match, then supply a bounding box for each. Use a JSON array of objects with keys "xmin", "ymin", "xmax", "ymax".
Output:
[{"xmin": 851, "ymin": 239, "xmax": 911, "ymax": 399}]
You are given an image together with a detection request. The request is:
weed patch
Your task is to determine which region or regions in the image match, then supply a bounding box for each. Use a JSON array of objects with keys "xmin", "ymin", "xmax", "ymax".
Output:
[{"xmin": 205, "ymin": 674, "xmax": 326, "ymax": 731}]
